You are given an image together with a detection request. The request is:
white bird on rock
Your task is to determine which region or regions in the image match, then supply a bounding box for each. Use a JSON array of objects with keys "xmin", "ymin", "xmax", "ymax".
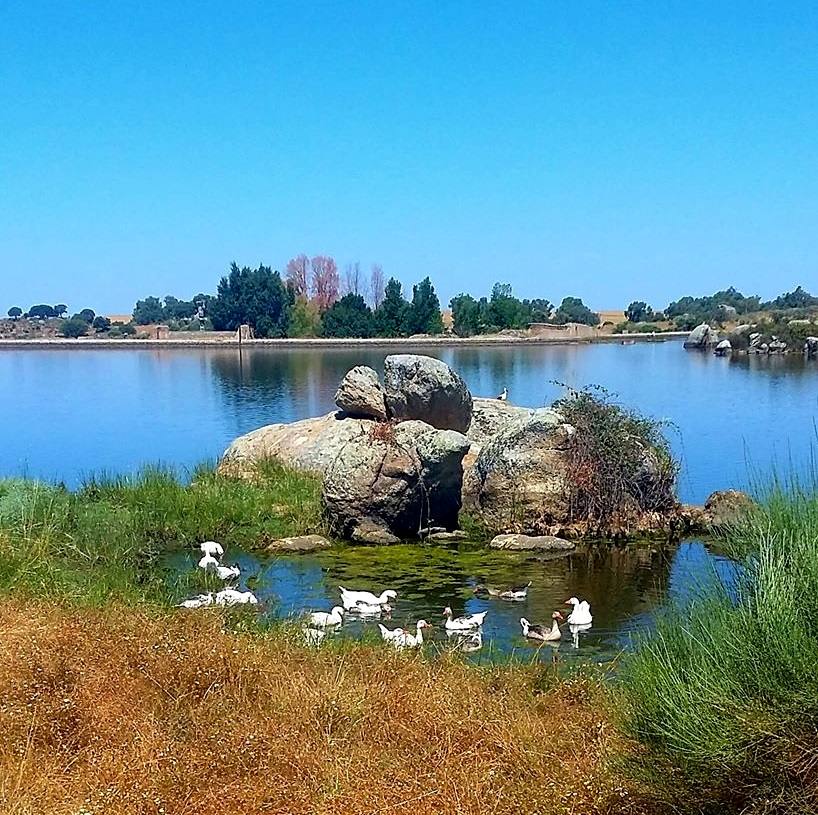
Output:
[{"xmin": 497, "ymin": 387, "xmax": 508, "ymax": 401}]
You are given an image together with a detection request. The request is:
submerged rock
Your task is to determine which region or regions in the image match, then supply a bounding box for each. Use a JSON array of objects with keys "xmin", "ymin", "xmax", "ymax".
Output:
[
  {"xmin": 268, "ymin": 534, "xmax": 332, "ymax": 552},
  {"xmin": 382, "ymin": 354, "xmax": 472, "ymax": 432},
  {"xmin": 334, "ymin": 365, "xmax": 387, "ymax": 420},
  {"xmin": 489, "ymin": 533, "xmax": 575, "ymax": 551}
]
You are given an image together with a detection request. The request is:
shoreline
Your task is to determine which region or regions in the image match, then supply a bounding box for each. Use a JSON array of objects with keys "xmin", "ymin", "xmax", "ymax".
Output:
[{"xmin": 0, "ymin": 331, "xmax": 687, "ymax": 350}]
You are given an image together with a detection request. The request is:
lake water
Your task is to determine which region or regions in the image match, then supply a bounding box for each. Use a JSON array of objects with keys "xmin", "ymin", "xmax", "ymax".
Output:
[
  {"xmin": 2, "ymin": 341, "xmax": 814, "ymax": 661},
  {"xmin": 2, "ymin": 341, "xmax": 816, "ymax": 500}
]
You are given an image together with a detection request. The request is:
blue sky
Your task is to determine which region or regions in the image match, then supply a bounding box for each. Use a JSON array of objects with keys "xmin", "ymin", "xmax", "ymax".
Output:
[{"xmin": 2, "ymin": 1, "xmax": 817, "ymax": 314}]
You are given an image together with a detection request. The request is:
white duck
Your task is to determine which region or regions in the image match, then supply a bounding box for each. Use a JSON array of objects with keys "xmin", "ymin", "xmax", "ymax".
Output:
[
  {"xmin": 178, "ymin": 593, "xmax": 214, "ymax": 609},
  {"xmin": 497, "ymin": 387, "xmax": 508, "ymax": 401},
  {"xmin": 198, "ymin": 553, "xmax": 219, "ymax": 570},
  {"xmin": 350, "ymin": 600, "xmax": 392, "ymax": 616},
  {"xmin": 520, "ymin": 612, "xmax": 563, "ymax": 642},
  {"xmin": 308, "ymin": 606, "xmax": 345, "ymax": 628},
  {"xmin": 499, "ymin": 581, "xmax": 531, "ymax": 601},
  {"xmin": 215, "ymin": 564, "xmax": 240, "ymax": 580},
  {"xmin": 200, "ymin": 541, "xmax": 224, "ymax": 558},
  {"xmin": 565, "ymin": 597, "xmax": 593, "ymax": 625},
  {"xmin": 389, "ymin": 620, "xmax": 432, "ymax": 650},
  {"xmin": 378, "ymin": 623, "xmax": 406, "ymax": 643},
  {"xmin": 302, "ymin": 627, "xmax": 326, "ymax": 646},
  {"xmin": 214, "ymin": 588, "xmax": 258, "ymax": 606},
  {"xmin": 443, "ymin": 606, "xmax": 488, "ymax": 631},
  {"xmin": 339, "ymin": 586, "xmax": 397, "ymax": 610}
]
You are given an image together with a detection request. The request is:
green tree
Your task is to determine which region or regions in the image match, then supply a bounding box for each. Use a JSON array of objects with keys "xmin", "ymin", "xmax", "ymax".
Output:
[
  {"xmin": 28, "ymin": 304, "xmax": 55, "ymax": 320},
  {"xmin": 78, "ymin": 309, "xmax": 96, "ymax": 323},
  {"xmin": 321, "ymin": 293, "xmax": 375, "ymax": 338},
  {"xmin": 53, "ymin": 304, "xmax": 68, "ymax": 318},
  {"xmin": 60, "ymin": 318, "xmax": 88, "ymax": 338},
  {"xmin": 7, "ymin": 307, "xmax": 22, "ymax": 320},
  {"xmin": 450, "ymin": 293, "xmax": 481, "ymax": 337},
  {"xmin": 163, "ymin": 296, "xmax": 197, "ymax": 320},
  {"xmin": 287, "ymin": 296, "xmax": 322, "ymax": 337},
  {"xmin": 765, "ymin": 286, "xmax": 818, "ymax": 310},
  {"xmin": 92, "ymin": 315, "xmax": 111, "ymax": 332},
  {"xmin": 405, "ymin": 277, "xmax": 443, "ymax": 335},
  {"xmin": 626, "ymin": 301, "xmax": 655, "ymax": 323},
  {"xmin": 554, "ymin": 297, "xmax": 600, "ymax": 326},
  {"xmin": 488, "ymin": 282, "xmax": 528, "ymax": 330},
  {"xmin": 374, "ymin": 278, "xmax": 409, "ymax": 337},
  {"xmin": 133, "ymin": 297, "xmax": 165, "ymax": 324},
  {"xmin": 210, "ymin": 263, "xmax": 292, "ymax": 338},
  {"xmin": 525, "ymin": 298, "xmax": 553, "ymax": 323}
]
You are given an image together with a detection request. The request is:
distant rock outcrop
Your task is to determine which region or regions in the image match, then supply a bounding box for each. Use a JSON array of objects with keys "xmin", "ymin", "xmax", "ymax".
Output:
[{"xmin": 684, "ymin": 323, "xmax": 720, "ymax": 349}]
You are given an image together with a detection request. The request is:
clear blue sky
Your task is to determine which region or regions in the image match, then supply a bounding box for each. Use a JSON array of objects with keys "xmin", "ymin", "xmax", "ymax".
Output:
[{"xmin": 2, "ymin": 1, "xmax": 817, "ymax": 314}]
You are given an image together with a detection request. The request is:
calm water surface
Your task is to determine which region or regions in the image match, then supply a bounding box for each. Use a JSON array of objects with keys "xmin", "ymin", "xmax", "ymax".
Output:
[{"xmin": 2, "ymin": 342, "xmax": 813, "ymax": 659}]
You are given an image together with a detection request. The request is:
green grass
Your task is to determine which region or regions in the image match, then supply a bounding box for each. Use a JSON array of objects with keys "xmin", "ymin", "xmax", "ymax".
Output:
[
  {"xmin": 619, "ymin": 481, "xmax": 818, "ymax": 813},
  {"xmin": 0, "ymin": 460, "xmax": 324, "ymax": 604}
]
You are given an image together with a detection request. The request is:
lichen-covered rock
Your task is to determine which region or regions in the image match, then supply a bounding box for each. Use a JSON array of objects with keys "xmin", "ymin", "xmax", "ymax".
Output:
[
  {"xmin": 382, "ymin": 354, "xmax": 472, "ymax": 432},
  {"xmin": 466, "ymin": 409, "xmax": 574, "ymax": 531},
  {"xmin": 489, "ymin": 533, "xmax": 575, "ymax": 551},
  {"xmin": 268, "ymin": 534, "xmax": 332, "ymax": 552},
  {"xmin": 334, "ymin": 366, "xmax": 387, "ymax": 420},
  {"xmin": 702, "ymin": 489, "xmax": 756, "ymax": 530},
  {"xmin": 322, "ymin": 419, "xmax": 471, "ymax": 542}
]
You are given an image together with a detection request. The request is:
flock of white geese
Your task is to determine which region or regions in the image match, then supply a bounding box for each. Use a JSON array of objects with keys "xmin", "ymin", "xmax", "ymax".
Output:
[{"xmin": 179, "ymin": 541, "xmax": 594, "ymax": 651}]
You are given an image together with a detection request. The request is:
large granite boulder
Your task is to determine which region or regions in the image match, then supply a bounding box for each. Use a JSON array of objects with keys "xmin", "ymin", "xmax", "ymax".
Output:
[
  {"xmin": 702, "ymin": 490, "xmax": 755, "ymax": 530},
  {"xmin": 684, "ymin": 323, "xmax": 719, "ymax": 349},
  {"xmin": 334, "ymin": 365, "xmax": 387, "ymax": 420},
  {"xmin": 465, "ymin": 409, "xmax": 574, "ymax": 531},
  {"xmin": 322, "ymin": 420, "xmax": 470, "ymax": 543},
  {"xmin": 382, "ymin": 354, "xmax": 472, "ymax": 432},
  {"xmin": 218, "ymin": 412, "xmax": 374, "ymax": 478},
  {"xmin": 714, "ymin": 339, "xmax": 732, "ymax": 356}
]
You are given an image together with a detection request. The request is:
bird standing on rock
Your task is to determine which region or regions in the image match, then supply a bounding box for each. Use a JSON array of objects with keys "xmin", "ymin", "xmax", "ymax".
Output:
[{"xmin": 497, "ymin": 387, "xmax": 508, "ymax": 401}]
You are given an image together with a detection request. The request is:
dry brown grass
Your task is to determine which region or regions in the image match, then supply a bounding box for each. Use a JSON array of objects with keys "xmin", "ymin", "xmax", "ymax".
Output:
[{"xmin": 0, "ymin": 600, "xmax": 642, "ymax": 815}]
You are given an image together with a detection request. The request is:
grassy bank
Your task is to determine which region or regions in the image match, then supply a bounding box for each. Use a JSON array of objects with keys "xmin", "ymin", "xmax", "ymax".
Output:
[
  {"xmin": 620, "ymin": 483, "xmax": 818, "ymax": 813},
  {"xmin": 0, "ymin": 600, "xmax": 633, "ymax": 815},
  {"xmin": 0, "ymin": 461, "xmax": 324, "ymax": 603}
]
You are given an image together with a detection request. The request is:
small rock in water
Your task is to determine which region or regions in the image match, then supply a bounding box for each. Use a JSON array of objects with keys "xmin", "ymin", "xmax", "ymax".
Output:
[
  {"xmin": 489, "ymin": 533, "xmax": 575, "ymax": 551},
  {"xmin": 268, "ymin": 534, "xmax": 332, "ymax": 552}
]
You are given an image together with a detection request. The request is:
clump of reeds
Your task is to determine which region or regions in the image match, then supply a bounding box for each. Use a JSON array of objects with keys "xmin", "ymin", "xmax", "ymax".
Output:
[
  {"xmin": 619, "ymin": 481, "xmax": 818, "ymax": 813},
  {"xmin": 0, "ymin": 600, "xmax": 631, "ymax": 815}
]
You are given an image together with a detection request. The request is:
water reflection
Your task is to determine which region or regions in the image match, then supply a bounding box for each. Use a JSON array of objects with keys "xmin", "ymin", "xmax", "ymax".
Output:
[{"xmin": 171, "ymin": 539, "xmax": 730, "ymax": 664}]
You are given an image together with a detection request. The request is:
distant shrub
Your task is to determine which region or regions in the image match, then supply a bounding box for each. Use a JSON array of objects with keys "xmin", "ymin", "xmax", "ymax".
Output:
[{"xmin": 60, "ymin": 317, "xmax": 89, "ymax": 338}]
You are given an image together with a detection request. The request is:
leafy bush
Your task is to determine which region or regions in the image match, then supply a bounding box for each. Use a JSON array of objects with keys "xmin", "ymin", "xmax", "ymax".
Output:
[
  {"xmin": 60, "ymin": 317, "xmax": 89, "ymax": 338},
  {"xmin": 553, "ymin": 387, "xmax": 678, "ymax": 525}
]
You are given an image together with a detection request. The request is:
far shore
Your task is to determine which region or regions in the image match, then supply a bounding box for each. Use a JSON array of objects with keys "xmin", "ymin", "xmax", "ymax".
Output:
[{"xmin": 0, "ymin": 331, "xmax": 687, "ymax": 350}]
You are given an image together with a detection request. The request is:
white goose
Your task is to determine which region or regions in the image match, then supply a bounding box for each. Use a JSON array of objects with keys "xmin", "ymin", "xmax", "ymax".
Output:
[
  {"xmin": 178, "ymin": 593, "xmax": 214, "ymax": 609},
  {"xmin": 214, "ymin": 588, "xmax": 258, "ymax": 606},
  {"xmin": 339, "ymin": 586, "xmax": 397, "ymax": 610},
  {"xmin": 200, "ymin": 541, "xmax": 224, "ymax": 558},
  {"xmin": 388, "ymin": 620, "xmax": 432, "ymax": 650},
  {"xmin": 565, "ymin": 597, "xmax": 593, "ymax": 625},
  {"xmin": 350, "ymin": 600, "xmax": 392, "ymax": 616},
  {"xmin": 378, "ymin": 623, "xmax": 406, "ymax": 643},
  {"xmin": 497, "ymin": 387, "xmax": 508, "ymax": 401},
  {"xmin": 215, "ymin": 564, "xmax": 240, "ymax": 580},
  {"xmin": 520, "ymin": 612, "xmax": 563, "ymax": 642},
  {"xmin": 198, "ymin": 553, "xmax": 220, "ymax": 570},
  {"xmin": 308, "ymin": 606, "xmax": 345, "ymax": 628},
  {"xmin": 443, "ymin": 607, "xmax": 488, "ymax": 631}
]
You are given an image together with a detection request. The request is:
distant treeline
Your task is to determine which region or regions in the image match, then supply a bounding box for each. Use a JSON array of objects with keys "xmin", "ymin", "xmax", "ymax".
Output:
[{"xmin": 6, "ymin": 258, "xmax": 818, "ymax": 340}]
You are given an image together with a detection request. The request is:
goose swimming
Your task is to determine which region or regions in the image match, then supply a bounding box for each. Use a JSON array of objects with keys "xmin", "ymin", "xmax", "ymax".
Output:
[
  {"xmin": 565, "ymin": 597, "xmax": 593, "ymax": 625},
  {"xmin": 388, "ymin": 620, "xmax": 432, "ymax": 650},
  {"xmin": 520, "ymin": 612, "xmax": 563, "ymax": 642},
  {"xmin": 339, "ymin": 587, "xmax": 397, "ymax": 610},
  {"xmin": 214, "ymin": 588, "xmax": 258, "ymax": 606},
  {"xmin": 308, "ymin": 606, "xmax": 345, "ymax": 628},
  {"xmin": 442, "ymin": 607, "xmax": 488, "ymax": 631},
  {"xmin": 200, "ymin": 541, "xmax": 224, "ymax": 558}
]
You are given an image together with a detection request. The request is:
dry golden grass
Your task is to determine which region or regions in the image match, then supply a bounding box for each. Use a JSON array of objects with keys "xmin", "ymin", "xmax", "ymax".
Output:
[{"xmin": 0, "ymin": 600, "xmax": 641, "ymax": 815}]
